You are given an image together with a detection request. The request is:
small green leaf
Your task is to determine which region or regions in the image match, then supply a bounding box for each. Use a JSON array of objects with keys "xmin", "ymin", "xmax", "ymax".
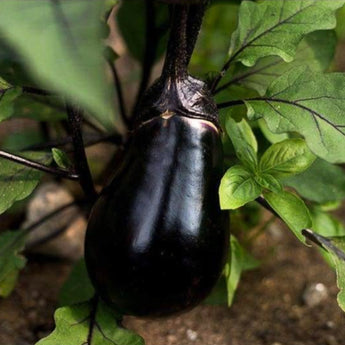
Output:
[
  {"xmin": 52, "ymin": 148, "xmax": 72, "ymax": 170},
  {"xmin": 203, "ymin": 278, "xmax": 228, "ymax": 305},
  {"xmin": 219, "ymin": 165, "xmax": 261, "ymax": 210},
  {"xmin": 255, "ymin": 173, "xmax": 283, "ymax": 193},
  {"xmin": 36, "ymin": 301, "xmax": 145, "ymax": 345},
  {"xmin": 59, "ymin": 259, "xmax": 95, "ymax": 307},
  {"xmin": 0, "ymin": 76, "xmax": 12, "ymax": 90},
  {"xmin": 246, "ymin": 67, "xmax": 345, "ymax": 163},
  {"xmin": 283, "ymin": 159, "xmax": 345, "ymax": 204},
  {"xmin": 229, "ymin": 0, "xmax": 344, "ymax": 67},
  {"xmin": 325, "ymin": 237, "xmax": 345, "ymax": 312},
  {"xmin": 258, "ymin": 119, "xmax": 289, "ymax": 144},
  {"xmin": 302, "ymin": 230, "xmax": 345, "ymax": 313},
  {"xmin": 225, "ymin": 236, "xmax": 259, "ymax": 306},
  {"xmin": 259, "ymin": 138, "xmax": 316, "ymax": 178},
  {"xmin": 0, "ymin": 86, "xmax": 22, "ymax": 122},
  {"xmin": 225, "ymin": 116, "xmax": 258, "ymax": 170},
  {"xmin": 263, "ymin": 190, "xmax": 312, "ymax": 243},
  {"xmin": 0, "ymin": 151, "xmax": 52, "ymax": 215},
  {"xmin": 0, "ymin": 230, "xmax": 26, "ymax": 297}
]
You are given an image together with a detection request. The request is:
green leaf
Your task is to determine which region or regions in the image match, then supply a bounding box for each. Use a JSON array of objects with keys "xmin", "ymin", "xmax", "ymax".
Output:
[
  {"xmin": 225, "ymin": 116, "xmax": 258, "ymax": 170},
  {"xmin": 2, "ymin": 131, "xmax": 43, "ymax": 151},
  {"xmin": 227, "ymin": 30, "xmax": 337, "ymax": 96},
  {"xmin": 13, "ymin": 94, "xmax": 66, "ymax": 122},
  {"xmin": 302, "ymin": 230, "xmax": 345, "ymax": 313},
  {"xmin": 0, "ymin": 86, "xmax": 22, "ymax": 122},
  {"xmin": 259, "ymin": 138, "xmax": 316, "ymax": 178},
  {"xmin": 229, "ymin": 0, "xmax": 344, "ymax": 67},
  {"xmin": 0, "ymin": 230, "xmax": 26, "ymax": 297},
  {"xmin": 191, "ymin": 2, "xmax": 240, "ymax": 73},
  {"xmin": 0, "ymin": 77, "xmax": 11, "ymax": 90},
  {"xmin": 36, "ymin": 301, "xmax": 145, "ymax": 345},
  {"xmin": 203, "ymin": 278, "xmax": 228, "ymax": 305},
  {"xmin": 117, "ymin": 0, "xmax": 169, "ymax": 62},
  {"xmin": 258, "ymin": 119, "xmax": 289, "ymax": 144},
  {"xmin": 263, "ymin": 190, "xmax": 312, "ymax": 243},
  {"xmin": 246, "ymin": 66, "xmax": 345, "ymax": 163},
  {"xmin": 255, "ymin": 173, "xmax": 283, "ymax": 193},
  {"xmin": 0, "ymin": 0, "xmax": 117, "ymax": 130},
  {"xmin": 219, "ymin": 165, "xmax": 261, "ymax": 210},
  {"xmin": 0, "ymin": 151, "xmax": 52, "ymax": 215},
  {"xmin": 225, "ymin": 236, "xmax": 259, "ymax": 306},
  {"xmin": 283, "ymin": 159, "xmax": 345, "ymax": 204},
  {"xmin": 311, "ymin": 208, "xmax": 345, "ymax": 237},
  {"xmin": 52, "ymin": 148, "xmax": 72, "ymax": 170},
  {"xmin": 59, "ymin": 259, "xmax": 94, "ymax": 307}
]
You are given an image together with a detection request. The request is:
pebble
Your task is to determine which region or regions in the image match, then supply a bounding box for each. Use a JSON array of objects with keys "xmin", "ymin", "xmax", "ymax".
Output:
[
  {"xmin": 326, "ymin": 335, "xmax": 338, "ymax": 345},
  {"xmin": 186, "ymin": 329, "xmax": 198, "ymax": 341},
  {"xmin": 326, "ymin": 321, "xmax": 335, "ymax": 329},
  {"xmin": 302, "ymin": 283, "xmax": 328, "ymax": 307}
]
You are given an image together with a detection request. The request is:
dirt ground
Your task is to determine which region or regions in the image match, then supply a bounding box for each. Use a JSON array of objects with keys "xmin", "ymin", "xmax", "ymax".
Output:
[{"xmin": 0, "ymin": 221, "xmax": 344, "ymax": 345}]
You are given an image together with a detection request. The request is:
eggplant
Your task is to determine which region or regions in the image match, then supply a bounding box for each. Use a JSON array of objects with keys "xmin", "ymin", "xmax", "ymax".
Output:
[
  {"xmin": 85, "ymin": 75, "xmax": 229, "ymax": 317},
  {"xmin": 85, "ymin": 3, "xmax": 229, "ymax": 317}
]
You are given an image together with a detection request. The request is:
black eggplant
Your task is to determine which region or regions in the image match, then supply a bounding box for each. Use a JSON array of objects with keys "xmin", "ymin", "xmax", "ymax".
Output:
[
  {"xmin": 85, "ymin": 3, "xmax": 229, "ymax": 317},
  {"xmin": 85, "ymin": 75, "xmax": 229, "ymax": 317}
]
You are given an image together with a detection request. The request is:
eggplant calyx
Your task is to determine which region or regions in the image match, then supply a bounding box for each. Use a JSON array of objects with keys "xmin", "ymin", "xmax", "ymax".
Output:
[{"xmin": 134, "ymin": 74, "xmax": 219, "ymax": 128}]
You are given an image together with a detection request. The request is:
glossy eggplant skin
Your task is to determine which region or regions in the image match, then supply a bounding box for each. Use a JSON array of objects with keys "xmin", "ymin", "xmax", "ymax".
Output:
[{"xmin": 85, "ymin": 112, "xmax": 229, "ymax": 317}]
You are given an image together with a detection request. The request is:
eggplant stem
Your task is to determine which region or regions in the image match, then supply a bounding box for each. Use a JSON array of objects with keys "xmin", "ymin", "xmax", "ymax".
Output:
[
  {"xmin": 162, "ymin": 5, "xmax": 190, "ymax": 80},
  {"xmin": 107, "ymin": 58, "xmax": 131, "ymax": 129}
]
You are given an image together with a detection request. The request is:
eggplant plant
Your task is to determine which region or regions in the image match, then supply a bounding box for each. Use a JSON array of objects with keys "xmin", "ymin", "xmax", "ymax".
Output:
[{"xmin": 1, "ymin": 0, "xmax": 345, "ymax": 344}]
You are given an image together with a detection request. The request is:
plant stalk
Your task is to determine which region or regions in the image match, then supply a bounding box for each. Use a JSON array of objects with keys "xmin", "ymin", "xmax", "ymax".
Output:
[
  {"xmin": 0, "ymin": 149, "xmax": 79, "ymax": 180},
  {"xmin": 66, "ymin": 104, "xmax": 97, "ymax": 201}
]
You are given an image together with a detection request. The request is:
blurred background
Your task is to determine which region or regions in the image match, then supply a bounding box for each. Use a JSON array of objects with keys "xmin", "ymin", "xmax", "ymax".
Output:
[{"xmin": 1, "ymin": 1, "xmax": 345, "ymax": 344}]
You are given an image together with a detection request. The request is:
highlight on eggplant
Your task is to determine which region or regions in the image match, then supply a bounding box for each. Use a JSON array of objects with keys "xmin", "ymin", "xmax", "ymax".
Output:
[{"xmin": 84, "ymin": 1, "xmax": 230, "ymax": 317}]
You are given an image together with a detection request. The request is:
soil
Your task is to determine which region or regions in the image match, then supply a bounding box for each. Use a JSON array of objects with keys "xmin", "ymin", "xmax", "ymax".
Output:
[{"xmin": 1, "ymin": 222, "xmax": 345, "ymax": 345}]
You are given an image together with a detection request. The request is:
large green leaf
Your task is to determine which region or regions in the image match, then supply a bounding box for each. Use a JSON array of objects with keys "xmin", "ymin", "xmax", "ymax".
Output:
[
  {"xmin": 192, "ymin": 2, "xmax": 239, "ymax": 73},
  {"xmin": 36, "ymin": 301, "xmax": 145, "ymax": 345},
  {"xmin": 117, "ymin": 0, "xmax": 169, "ymax": 62},
  {"xmin": 263, "ymin": 190, "xmax": 312, "ymax": 243},
  {"xmin": 284, "ymin": 159, "xmax": 345, "ymax": 204},
  {"xmin": 0, "ymin": 151, "xmax": 52, "ymax": 215},
  {"xmin": 13, "ymin": 94, "xmax": 66, "ymax": 122},
  {"xmin": 0, "ymin": 0, "xmax": 117, "ymax": 130},
  {"xmin": 1, "ymin": 131, "xmax": 43, "ymax": 151},
  {"xmin": 229, "ymin": 0, "xmax": 344, "ymax": 67},
  {"xmin": 246, "ymin": 67, "xmax": 345, "ymax": 163},
  {"xmin": 259, "ymin": 138, "xmax": 316, "ymax": 178},
  {"xmin": 226, "ymin": 30, "xmax": 337, "ymax": 96},
  {"xmin": 219, "ymin": 165, "xmax": 261, "ymax": 210},
  {"xmin": 0, "ymin": 230, "xmax": 26, "ymax": 297}
]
